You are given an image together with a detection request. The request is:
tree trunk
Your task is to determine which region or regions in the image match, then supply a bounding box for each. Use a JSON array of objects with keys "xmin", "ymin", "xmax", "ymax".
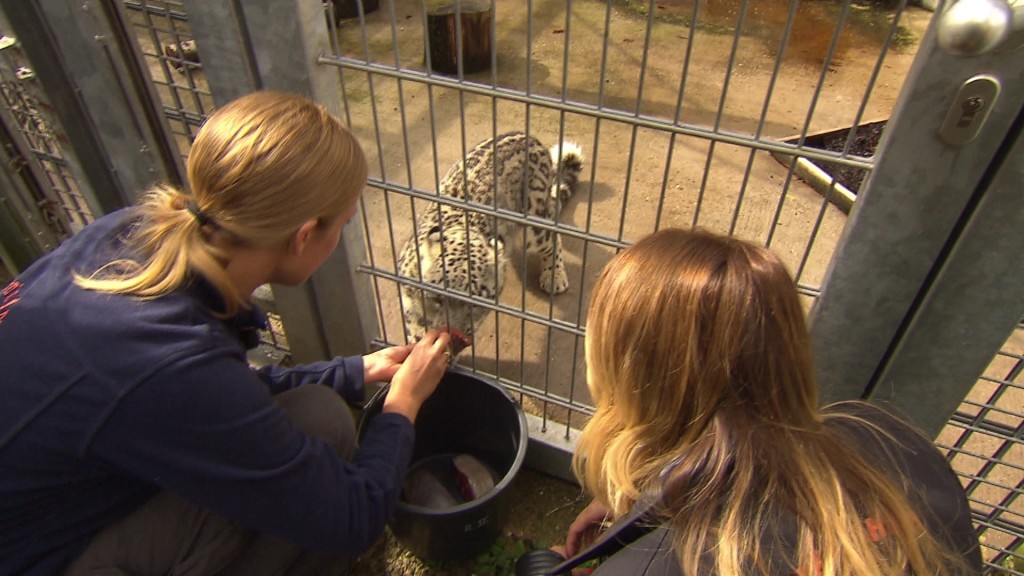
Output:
[{"xmin": 425, "ymin": 2, "xmax": 492, "ymax": 75}]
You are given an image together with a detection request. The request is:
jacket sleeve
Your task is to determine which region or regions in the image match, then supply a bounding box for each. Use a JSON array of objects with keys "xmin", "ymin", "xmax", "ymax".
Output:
[
  {"xmin": 84, "ymin": 347, "xmax": 413, "ymax": 556},
  {"xmin": 254, "ymin": 355, "xmax": 365, "ymax": 405}
]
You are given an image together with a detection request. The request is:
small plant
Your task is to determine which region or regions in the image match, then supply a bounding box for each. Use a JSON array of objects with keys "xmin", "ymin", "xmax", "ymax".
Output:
[
  {"xmin": 472, "ymin": 534, "xmax": 530, "ymax": 575},
  {"xmin": 983, "ymin": 539, "xmax": 1024, "ymax": 576},
  {"xmin": 890, "ymin": 24, "xmax": 917, "ymax": 52}
]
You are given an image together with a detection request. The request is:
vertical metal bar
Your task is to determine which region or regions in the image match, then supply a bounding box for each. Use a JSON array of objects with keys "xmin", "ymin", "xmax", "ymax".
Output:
[
  {"xmin": 654, "ymin": 1, "xmax": 702, "ymax": 231},
  {"xmin": 564, "ymin": 0, "xmax": 615, "ymax": 439},
  {"xmin": 729, "ymin": 0, "xmax": 800, "ymax": 237},
  {"xmin": 615, "ymin": 0, "xmax": 659, "ymax": 242},
  {"xmin": 693, "ymin": 0, "xmax": 750, "ymax": 229},
  {"xmin": 540, "ymin": 0, "xmax": 577, "ymax": 435},
  {"xmin": 518, "ymin": 0, "xmax": 534, "ymax": 394},
  {"xmin": 867, "ymin": 106, "xmax": 1024, "ymax": 436},
  {"xmin": 809, "ymin": 13, "xmax": 1024, "ymax": 404},
  {"xmin": 488, "ymin": 0, "xmax": 501, "ymax": 379},
  {"xmin": 454, "ymin": 0, "xmax": 464, "ymax": 78},
  {"xmin": 364, "ymin": 1, "xmax": 418, "ymax": 350}
]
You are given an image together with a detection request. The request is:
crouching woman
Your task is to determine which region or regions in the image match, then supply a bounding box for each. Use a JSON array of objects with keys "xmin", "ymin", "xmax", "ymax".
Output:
[
  {"xmin": 529, "ymin": 228, "xmax": 981, "ymax": 576},
  {"xmin": 0, "ymin": 91, "xmax": 451, "ymax": 575}
]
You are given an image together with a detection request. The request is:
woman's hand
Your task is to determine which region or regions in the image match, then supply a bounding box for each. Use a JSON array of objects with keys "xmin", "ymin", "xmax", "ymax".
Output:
[
  {"xmin": 363, "ymin": 344, "xmax": 415, "ymax": 384},
  {"xmin": 564, "ymin": 498, "xmax": 612, "ymax": 557},
  {"xmin": 381, "ymin": 329, "xmax": 452, "ymax": 424}
]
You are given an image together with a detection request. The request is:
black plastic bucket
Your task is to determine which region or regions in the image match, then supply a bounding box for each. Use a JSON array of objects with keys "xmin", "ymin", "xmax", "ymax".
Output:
[{"xmin": 358, "ymin": 370, "xmax": 528, "ymax": 562}]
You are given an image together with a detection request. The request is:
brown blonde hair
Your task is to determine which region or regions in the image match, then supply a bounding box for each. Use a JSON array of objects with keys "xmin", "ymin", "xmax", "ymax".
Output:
[
  {"xmin": 75, "ymin": 90, "xmax": 367, "ymax": 315},
  {"xmin": 575, "ymin": 228, "xmax": 966, "ymax": 576}
]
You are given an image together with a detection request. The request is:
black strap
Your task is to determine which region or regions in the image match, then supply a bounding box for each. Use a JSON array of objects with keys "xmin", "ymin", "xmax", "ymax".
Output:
[{"xmin": 547, "ymin": 502, "xmax": 660, "ymax": 575}]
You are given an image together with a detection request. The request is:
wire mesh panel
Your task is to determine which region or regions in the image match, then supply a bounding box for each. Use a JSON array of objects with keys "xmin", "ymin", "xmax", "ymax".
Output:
[
  {"xmin": 89, "ymin": 1, "xmax": 294, "ymax": 366},
  {"xmin": 937, "ymin": 321, "xmax": 1024, "ymax": 574},
  {"xmin": 121, "ymin": 0, "xmax": 212, "ymax": 160},
  {"xmin": 0, "ymin": 33, "xmax": 92, "ymax": 242},
  {"xmin": 320, "ymin": 0, "xmax": 929, "ymax": 430}
]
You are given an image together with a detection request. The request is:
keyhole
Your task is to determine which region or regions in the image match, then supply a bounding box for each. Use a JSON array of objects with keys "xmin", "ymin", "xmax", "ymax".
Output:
[{"xmin": 957, "ymin": 96, "xmax": 985, "ymax": 127}]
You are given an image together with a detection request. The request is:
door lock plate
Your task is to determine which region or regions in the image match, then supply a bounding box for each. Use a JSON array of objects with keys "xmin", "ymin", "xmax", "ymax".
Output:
[{"xmin": 940, "ymin": 74, "xmax": 1001, "ymax": 146}]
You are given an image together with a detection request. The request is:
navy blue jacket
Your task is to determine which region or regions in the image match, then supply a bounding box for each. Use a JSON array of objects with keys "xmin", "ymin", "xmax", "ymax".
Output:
[{"xmin": 0, "ymin": 209, "xmax": 414, "ymax": 575}]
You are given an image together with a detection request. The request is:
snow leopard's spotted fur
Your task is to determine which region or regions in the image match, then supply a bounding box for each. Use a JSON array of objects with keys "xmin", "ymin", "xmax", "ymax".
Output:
[{"xmin": 397, "ymin": 132, "xmax": 584, "ymax": 348}]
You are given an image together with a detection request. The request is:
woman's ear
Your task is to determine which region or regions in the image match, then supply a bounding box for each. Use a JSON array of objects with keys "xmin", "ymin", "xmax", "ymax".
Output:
[{"xmin": 289, "ymin": 218, "xmax": 321, "ymax": 255}]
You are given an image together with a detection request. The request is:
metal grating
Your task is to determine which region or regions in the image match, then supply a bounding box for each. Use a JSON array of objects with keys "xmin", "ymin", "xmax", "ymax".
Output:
[
  {"xmin": 937, "ymin": 320, "xmax": 1024, "ymax": 575},
  {"xmin": 0, "ymin": 33, "xmax": 92, "ymax": 242},
  {"xmin": 122, "ymin": 0, "xmax": 212, "ymax": 160}
]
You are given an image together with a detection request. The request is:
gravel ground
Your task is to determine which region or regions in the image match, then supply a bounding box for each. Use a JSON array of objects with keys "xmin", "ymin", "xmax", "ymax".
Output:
[{"xmin": 352, "ymin": 467, "xmax": 588, "ymax": 575}]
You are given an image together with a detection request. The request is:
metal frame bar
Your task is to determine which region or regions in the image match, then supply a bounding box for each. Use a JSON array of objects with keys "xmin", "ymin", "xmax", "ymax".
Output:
[
  {"xmin": 809, "ymin": 13, "xmax": 1024, "ymax": 406},
  {"xmin": 871, "ymin": 105, "xmax": 1024, "ymax": 435}
]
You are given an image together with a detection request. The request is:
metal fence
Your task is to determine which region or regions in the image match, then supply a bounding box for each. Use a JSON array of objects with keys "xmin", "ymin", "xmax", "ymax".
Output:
[
  {"xmin": 0, "ymin": 17, "xmax": 91, "ymax": 272},
  {"xmin": 323, "ymin": 0, "xmax": 926, "ymax": 433},
  {"xmin": 939, "ymin": 322, "xmax": 1024, "ymax": 572},
  {"xmin": 0, "ymin": 0, "xmax": 1020, "ymax": 571}
]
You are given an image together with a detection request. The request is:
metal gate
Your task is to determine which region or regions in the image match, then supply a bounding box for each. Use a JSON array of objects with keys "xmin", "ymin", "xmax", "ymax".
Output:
[
  {"xmin": 323, "ymin": 0, "xmax": 929, "ymax": 432},
  {"xmin": 0, "ymin": 13, "xmax": 91, "ymax": 274},
  {"xmin": 0, "ymin": 0, "xmax": 1020, "ymax": 571}
]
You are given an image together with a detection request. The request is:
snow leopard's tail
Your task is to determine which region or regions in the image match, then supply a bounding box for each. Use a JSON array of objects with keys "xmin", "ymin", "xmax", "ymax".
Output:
[{"xmin": 548, "ymin": 142, "xmax": 584, "ymax": 215}]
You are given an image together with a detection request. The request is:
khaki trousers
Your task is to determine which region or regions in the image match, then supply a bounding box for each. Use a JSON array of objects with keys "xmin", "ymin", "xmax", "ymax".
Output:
[{"xmin": 62, "ymin": 384, "xmax": 357, "ymax": 576}]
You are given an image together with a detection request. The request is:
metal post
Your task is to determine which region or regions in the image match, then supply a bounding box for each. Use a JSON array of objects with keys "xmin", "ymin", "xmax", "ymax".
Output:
[
  {"xmin": 182, "ymin": 0, "xmax": 376, "ymax": 362},
  {"xmin": 808, "ymin": 15, "xmax": 1024, "ymax": 408},
  {"xmin": 870, "ymin": 106, "xmax": 1024, "ymax": 437}
]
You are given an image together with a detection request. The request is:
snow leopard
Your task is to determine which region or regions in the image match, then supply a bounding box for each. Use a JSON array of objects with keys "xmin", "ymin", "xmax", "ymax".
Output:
[{"xmin": 396, "ymin": 131, "xmax": 584, "ymax": 352}]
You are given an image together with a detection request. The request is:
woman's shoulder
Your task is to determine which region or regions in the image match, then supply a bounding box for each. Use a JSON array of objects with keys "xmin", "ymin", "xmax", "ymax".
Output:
[
  {"xmin": 591, "ymin": 526, "xmax": 681, "ymax": 576},
  {"xmin": 825, "ymin": 402, "xmax": 982, "ymax": 571},
  {"xmin": 822, "ymin": 400, "xmax": 925, "ymax": 440},
  {"xmin": 820, "ymin": 400, "xmax": 950, "ymax": 474}
]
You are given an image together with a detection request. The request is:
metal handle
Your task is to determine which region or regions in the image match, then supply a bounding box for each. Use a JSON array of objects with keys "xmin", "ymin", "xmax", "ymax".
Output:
[{"xmin": 937, "ymin": 0, "xmax": 1024, "ymax": 56}]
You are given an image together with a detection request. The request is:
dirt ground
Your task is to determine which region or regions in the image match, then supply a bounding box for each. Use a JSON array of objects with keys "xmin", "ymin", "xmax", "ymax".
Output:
[{"xmin": 351, "ymin": 466, "xmax": 589, "ymax": 575}]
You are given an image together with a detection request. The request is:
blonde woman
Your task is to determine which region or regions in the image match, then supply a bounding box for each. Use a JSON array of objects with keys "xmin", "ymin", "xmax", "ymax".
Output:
[
  {"xmin": 0, "ymin": 91, "xmax": 452, "ymax": 575},
  {"xmin": 532, "ymin": 229, "xmax": 980, "ymax": 575}
]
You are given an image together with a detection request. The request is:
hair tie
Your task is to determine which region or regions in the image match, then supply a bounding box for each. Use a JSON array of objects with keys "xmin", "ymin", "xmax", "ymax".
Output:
[{"xmin": 185, "ymin": 199, "xmax": 213, "ymax": 228}]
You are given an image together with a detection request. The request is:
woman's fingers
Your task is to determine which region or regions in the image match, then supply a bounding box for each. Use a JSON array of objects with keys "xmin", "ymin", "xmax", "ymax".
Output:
[{"xmin": 382, "ymin": 330, "xmax": 452, "ymax": 423}]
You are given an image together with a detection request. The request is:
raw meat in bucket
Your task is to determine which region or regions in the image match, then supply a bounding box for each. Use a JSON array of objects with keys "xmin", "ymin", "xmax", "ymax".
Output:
[
  {"xmin": 453, "ymin": 454, "xmax": 497, "ymax": 500},
  {"xmin": 401, "ymin": 454, "xmax": 498, "ymax": 508}
]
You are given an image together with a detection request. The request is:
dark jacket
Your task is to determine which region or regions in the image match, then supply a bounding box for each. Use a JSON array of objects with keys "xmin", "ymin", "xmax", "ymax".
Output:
[
  {"xmin": 0, "ymin": 209, "xmax": 414, "ymax": 575},
  {"xmin": 557, "ymin": 402, "xmax": 982, "ymax": 575}
]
